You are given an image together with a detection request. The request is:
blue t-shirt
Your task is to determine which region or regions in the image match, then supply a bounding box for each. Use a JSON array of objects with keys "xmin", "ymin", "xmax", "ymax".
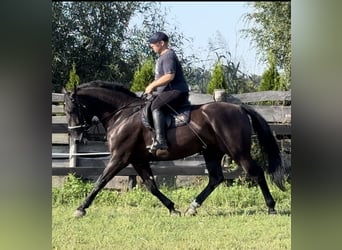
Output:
[{"xmin": 155, "ymin": 49, "xmax": 189, "ymax": 93}]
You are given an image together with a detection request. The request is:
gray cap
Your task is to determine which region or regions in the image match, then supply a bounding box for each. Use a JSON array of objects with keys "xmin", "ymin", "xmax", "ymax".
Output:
[{"xmin": 148, "ymin": 32, "xmax": 169, "ymax": 43}]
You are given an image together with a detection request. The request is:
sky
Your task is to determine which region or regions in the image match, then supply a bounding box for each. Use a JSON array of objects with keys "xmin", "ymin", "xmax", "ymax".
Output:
[{"xmin": 159, "ymin": 1, "xmax": 266, "ymax": 76}]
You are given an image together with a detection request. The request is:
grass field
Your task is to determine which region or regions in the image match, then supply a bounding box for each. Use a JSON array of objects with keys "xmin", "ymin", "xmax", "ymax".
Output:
[{"xmin": 52, "ymin": 175, "xmax": 291, "ymax": 249}]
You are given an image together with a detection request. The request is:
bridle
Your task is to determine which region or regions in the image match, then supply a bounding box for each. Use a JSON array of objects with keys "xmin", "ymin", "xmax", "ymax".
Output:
[
  {"xmin": 67, "ymin": 93, "xmax": 146, "ymax": 132},
  {"xmin": 67, "ymin": 94, "xmax": 89, "ymax": 132}
]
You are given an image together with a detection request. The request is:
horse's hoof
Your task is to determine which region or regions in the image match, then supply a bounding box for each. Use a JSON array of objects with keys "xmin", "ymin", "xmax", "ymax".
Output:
[
  {"xmin": 184, "ymin": 207, "xmax": 197, "ymax": 216},
  {"xmin": 74, "ymin": 209, "xmax": 86, "ymax": 218},
  {"xmin": 170, "ymin": 210, "xmax": 181, "ymax": 217},
  {"xmin": 268, "ymin": 208, "xmax": 277, "ymax": 215}
]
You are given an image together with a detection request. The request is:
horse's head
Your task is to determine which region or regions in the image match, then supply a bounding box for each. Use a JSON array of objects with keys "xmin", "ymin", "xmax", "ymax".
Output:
[{"xmin": 63, "ymin": 87, "xmax": 91, "ymax": 141}]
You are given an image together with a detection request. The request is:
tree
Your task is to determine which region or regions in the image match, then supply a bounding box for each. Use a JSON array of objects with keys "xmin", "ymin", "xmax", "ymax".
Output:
[
  {"xmin": 184, "ymin": 66, "xmax": 211, "ymax": 93},
  {"xmin": 130, "ymin": 57, "xmax": 155, "ymax": 92},
  {"xmin": 242, "ymin": 2, "xmax": 291, "ymax": 89},
  {"xmin": 205, "ymin": 31, "xmax": 256, "ymax": 94},
  {"xmin": 123, "ymin": 3, "xmax": 191, "ymax": 80},
  {"xmin": 52, "ymin": 2, "xmax": 145, "ymax": 92},
  {"xmin": 206, "ymin": 60, "xmax": 227, "ymax": 95},
  {"xmin": 52, "ymin": 2, "xmax": 190, "ymax": 92},
  {"xmin": 65, "ymin": 62, "xmax": 80, "ymax": 91},
  {"xmin": 259, "ymin": 52, "xmax": 280, "ymax": 91}
]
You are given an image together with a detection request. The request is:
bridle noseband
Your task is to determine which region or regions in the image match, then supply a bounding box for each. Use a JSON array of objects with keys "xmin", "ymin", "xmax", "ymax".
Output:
[{"xmin": 68, "ymin": 124, "xmax": 88, "ymax": 130}]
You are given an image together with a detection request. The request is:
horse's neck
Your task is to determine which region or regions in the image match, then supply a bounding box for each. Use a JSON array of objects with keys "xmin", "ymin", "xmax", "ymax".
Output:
[{"xmin": 83, "ymin": 92, "xmax": 139, "ymax": 126}]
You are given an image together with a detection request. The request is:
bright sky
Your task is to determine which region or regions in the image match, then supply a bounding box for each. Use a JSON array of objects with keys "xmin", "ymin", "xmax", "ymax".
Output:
[{"xmin": 160, "ymin": 1, "xmax": 266, "ymax": 76}]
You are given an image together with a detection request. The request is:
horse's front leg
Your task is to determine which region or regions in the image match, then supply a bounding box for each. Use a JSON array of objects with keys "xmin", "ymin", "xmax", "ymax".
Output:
[
  {"xmin": 132, "ymin": 162, "xmax": 181, "ymax": 216},
  {"xmin": 74, "ymin": 157, "xmax": 127, "ymax": 218}
]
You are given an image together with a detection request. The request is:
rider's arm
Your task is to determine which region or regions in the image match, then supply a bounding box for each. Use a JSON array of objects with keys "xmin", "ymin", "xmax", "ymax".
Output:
[{"xmin": 145, "ymin": 73, "xmax": 175, "ymax": 94}]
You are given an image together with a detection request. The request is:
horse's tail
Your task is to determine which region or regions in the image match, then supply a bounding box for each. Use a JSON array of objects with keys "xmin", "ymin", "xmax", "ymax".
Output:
[{"xmin": 241, "ymin": 104, "xmax": 286, "ymax": 191}]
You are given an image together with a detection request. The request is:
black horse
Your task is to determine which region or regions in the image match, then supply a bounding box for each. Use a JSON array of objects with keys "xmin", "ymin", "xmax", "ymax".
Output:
[{"xmin": 63, "ymin": 80, "xmax": 286, "ymax": 217}]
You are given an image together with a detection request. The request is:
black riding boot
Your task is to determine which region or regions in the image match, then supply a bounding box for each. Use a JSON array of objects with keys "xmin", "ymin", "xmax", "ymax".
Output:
[{"xmin": 149, "ymin": 109, "xmax": 168, "ymax": 152}]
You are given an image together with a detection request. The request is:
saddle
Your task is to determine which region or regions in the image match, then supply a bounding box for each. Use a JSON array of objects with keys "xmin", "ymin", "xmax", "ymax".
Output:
[{"xmin": 141, "ymin": 101, "xmax": 191, "ymax": 130}]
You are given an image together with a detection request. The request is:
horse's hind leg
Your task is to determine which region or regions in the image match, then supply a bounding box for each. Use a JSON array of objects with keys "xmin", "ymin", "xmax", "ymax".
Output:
[
  {"xmin": 185, "ymin": 147, "xmax": 225, "ymax": 216},
  {"xmin": 238, "ymin": 156, "xmax": 277, "ymax": 214},
  {"xmin": 132, "ymin": 162, "xmax": 181, "ymax": 216}
]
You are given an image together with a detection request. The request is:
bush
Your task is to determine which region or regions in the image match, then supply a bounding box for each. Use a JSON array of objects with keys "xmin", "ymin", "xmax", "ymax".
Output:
[
  {"xmin": 65, "ymin": 62, "xmax": 80, "ymax": 91},
  {"xmin": 52, "ymin": 174, "xmax": 93, "ymax": 204},
  {"xmin": 259, "ymin": 52, "xmax": 282, "ymax": 91},
  {"xmin": 206, "ymin": 61, "xmax": 227, "ymax": 94},
  {"xmin": 130, "ymin": 57, "xmax": 155, "ymax": 92}
]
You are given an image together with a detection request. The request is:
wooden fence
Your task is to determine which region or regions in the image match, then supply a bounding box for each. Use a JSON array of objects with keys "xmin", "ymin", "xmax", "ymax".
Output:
[{"xmin": 52, "ymin": 89, "xmax": 291, "ymax": 188}]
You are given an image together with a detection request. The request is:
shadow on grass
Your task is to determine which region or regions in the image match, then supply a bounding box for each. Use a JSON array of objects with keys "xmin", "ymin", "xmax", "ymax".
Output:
[{"xmin": 203, "ymin": 208, "xmax": 291, "ymax": 217}]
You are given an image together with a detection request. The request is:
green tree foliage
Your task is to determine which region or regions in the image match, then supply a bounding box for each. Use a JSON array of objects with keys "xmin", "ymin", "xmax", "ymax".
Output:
[
  {"xmin": 124, "ymin": 4, "xmax": 191, "ymax": 89},
  {"xmin": 259, "ymin": 52, "xmax": 283, "ymax": 91},
  {"xmin": 206, "ymin": 32, "xmax": 257, "ymax": 94},
  {"xmin": 130, "ymin": 57, "xmax": 155, "ymax": 92},
  {"xmin": 222, "ymin": 61, "xmax": 257, "ymax": 94},
  {"xmin": 206, "ymin": 61, "xmax": 227, "ymax": 95},
  {"xmin": 123, "ymin": 3, "xmax": 185, "ymax": 64},
  {"xmin": 185, "ymin": 66, "xmax": 211, "ymax": 93},
  {"xmin": 242, "ymin": 2, "xmax": 291, "ymax": 89},
  {"xmin": 52, "ymin": 2, "xmax": 147, "ymax": 92},
  {"xmin": 65, "ymin": 62, "xmax": 80, "ymax": 91},
  {"xmin": 52, "ymin": 2, "xmax": 189, "ymax": 92}
]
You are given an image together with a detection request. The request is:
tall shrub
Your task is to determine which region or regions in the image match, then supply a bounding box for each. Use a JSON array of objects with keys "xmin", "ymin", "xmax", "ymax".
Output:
[
  {"xmin": 206, "ymin": 61, "xmax": 227, "ymax": 95},
  {"xmin": 259, "ymin": 52, "xmax": 280, "ymax": 91},
  {"xmin": 65, "ymin": 62, "xmax": 80, "ymax": 91},
  {"xmin": 130, "ymin": 57, "xmax": 155, "ymax": 92}
]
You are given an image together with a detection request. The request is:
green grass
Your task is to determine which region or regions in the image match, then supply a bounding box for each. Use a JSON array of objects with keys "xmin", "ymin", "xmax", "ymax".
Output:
[{"xmin": 52, "ymin": 175, "xmax": 291, "ymax": 249}]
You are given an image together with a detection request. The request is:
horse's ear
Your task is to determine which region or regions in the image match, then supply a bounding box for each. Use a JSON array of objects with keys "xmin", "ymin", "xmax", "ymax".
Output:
[{"xmin": 61, "ymin": 87, "xmax": 68, "ymax": 94}]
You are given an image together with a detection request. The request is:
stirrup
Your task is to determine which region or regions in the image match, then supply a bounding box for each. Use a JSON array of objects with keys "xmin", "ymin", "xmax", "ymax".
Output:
[{"xmin": 147, "ymin": 139, "xmax": 168, "ymax": 153}]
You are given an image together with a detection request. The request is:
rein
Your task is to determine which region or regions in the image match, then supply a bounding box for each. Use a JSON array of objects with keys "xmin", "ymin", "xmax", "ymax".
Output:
[{"xmin": 100, "ymin": 98, "xmax": 145, "ymax": 125}]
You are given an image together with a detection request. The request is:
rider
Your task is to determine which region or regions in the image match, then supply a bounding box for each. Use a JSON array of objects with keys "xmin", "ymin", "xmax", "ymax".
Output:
[{"xmin": 145, "ymin": 31, "xmax": 190, "ymax": 152}]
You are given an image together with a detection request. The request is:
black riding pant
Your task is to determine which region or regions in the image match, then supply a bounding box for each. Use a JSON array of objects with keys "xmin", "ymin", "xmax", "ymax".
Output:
[{"xmin": 151, "ymin": 90, "xmax": 189, "ymax": 112}]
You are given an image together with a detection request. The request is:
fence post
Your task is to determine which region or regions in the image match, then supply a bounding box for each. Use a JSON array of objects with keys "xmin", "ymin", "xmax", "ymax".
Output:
[
  {"xmin": 214, "ymin": 89, "xmax": 227, "ymax": 102},
  {"xmin": 69, "ymin": 137, "xmax": 77, "ymax": 168}
]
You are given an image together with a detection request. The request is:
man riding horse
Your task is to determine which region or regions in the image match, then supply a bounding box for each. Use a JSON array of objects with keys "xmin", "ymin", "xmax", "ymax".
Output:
[{"xmin": 145, "ymin": 31, "xmax": 190, "ymax": 153}]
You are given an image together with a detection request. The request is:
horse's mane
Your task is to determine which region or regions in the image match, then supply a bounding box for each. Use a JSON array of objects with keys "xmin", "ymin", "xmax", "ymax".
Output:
[{"xmin": 77, "ymin": 80, "xmax": 137, "ymax": 98}]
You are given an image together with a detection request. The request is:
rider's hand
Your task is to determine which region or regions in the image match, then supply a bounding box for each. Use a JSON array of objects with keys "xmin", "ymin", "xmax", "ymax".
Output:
[{"xmin": 145, "ymin": 83, "xmax": 154, "ymax": 94}]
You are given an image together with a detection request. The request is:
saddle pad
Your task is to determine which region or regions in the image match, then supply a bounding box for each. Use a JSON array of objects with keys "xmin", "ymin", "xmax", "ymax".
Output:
[{"xmin": 141, "ymin": 104, "xmax": 191, "ymax": 130}]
